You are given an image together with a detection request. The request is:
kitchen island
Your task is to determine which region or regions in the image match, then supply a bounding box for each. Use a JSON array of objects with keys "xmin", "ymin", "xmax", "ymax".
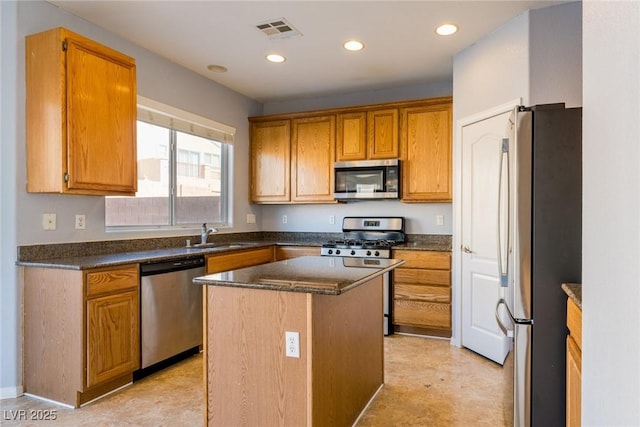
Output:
[{"xmin": 193, "ymin": 255, "xmax": 404, "ymax": 427}]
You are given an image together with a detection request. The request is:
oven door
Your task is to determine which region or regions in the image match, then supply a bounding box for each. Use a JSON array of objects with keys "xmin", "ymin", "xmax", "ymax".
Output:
[{"xmin": 340, "ymin": 257, "xmax": 393, "ymax": 336}]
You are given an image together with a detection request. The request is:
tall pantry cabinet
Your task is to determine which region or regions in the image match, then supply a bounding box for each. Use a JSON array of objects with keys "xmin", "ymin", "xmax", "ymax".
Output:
[{"xmin": 25, "ymin": 27, "xmax": 137, "ymax": 196}]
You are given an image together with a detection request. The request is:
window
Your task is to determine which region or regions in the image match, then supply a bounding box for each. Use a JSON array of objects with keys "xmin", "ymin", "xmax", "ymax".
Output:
[{"xmin": 106, "ymin": 97, "xmax": 235, "ymax": 230}]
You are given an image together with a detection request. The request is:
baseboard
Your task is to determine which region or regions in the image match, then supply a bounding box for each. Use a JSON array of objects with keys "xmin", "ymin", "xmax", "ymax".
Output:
[{"xmin": 0, "ymin": 385, "xmax": 23, "ymax": 400}]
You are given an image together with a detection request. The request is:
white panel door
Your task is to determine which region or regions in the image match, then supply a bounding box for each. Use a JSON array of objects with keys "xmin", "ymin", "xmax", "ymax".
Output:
[{"xmin": 460, "ymin": 108, "xmax": 513, "ymax": 365}]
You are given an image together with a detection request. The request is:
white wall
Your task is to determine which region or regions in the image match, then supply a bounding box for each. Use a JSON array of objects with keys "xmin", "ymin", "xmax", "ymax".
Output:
[
  {"xmin": 453, "ymin": 11, "xmax": 530, "ymax": 122},
  {"xmin": 582, "ymin": 1, "xmax": 640, "ymax": 425},
  {"xmin": 261, "ymin": 202, "xmax": 453, "ymax": 235},
  {"xmin": 529, "ymin": 3, "xmax": 582, "ymax": 108},
  {"xmin": 263, "ymin": 81, "xmax": 452, "ymax": 116},
  {"xmin": 0, "ymin": 0, "xmax": 20, "ymax": 399}
]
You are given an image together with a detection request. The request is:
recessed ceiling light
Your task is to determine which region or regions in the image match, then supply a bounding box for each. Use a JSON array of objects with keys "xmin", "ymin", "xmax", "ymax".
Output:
[
  {"xmin": 207, "ymin": 64, "xmax": 228, "ymax": 73},
  {"xmin": 343, "ymin": 40, "xmax": 365, "ymax": 51},
  {"xmin": 266, "ymin": 53, "xmax": 286, "ymax": 63},
  {"xmin": 435, "ymin": 23, "xmax": 458, "ymax": 36}
]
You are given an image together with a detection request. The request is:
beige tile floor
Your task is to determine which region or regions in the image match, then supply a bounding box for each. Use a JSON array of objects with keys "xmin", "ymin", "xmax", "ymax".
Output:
[{"xmin": 1, "ymin": 335, "xmax": 511, "ymax": 426}]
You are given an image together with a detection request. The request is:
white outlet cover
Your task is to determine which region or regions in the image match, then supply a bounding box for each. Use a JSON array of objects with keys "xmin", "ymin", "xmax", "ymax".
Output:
[
  {"xmin": 75, "ymin": 214, "xmax": 86, "ymax": 229},
  {"xmin": 285, "ymin": 331, "xmax": 300, "ymax": 358}
]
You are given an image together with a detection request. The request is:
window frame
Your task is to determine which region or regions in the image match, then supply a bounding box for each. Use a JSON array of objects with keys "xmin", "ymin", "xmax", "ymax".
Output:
[{"xmin": 105, "ymin": 97, "xmax": 235, "ymax": 233}]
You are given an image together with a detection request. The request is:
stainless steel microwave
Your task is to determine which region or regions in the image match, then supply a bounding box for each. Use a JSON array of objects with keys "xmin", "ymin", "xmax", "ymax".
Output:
[{"xmin": 334, "ymin": 159, "xmax": 400, "ymax": 200}]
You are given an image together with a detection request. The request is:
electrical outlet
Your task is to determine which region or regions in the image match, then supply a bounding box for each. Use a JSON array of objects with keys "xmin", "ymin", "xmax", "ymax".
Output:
[
  {"xmin": 436, "ymin": 215, "xmax": 444, "ymax": 226},
  {"xmin": 75, "ymin": 214, "xmax": 86, "ymax": 229},
  {"xmin": 246, "ymin": 213, "xmax": 256, "ymax": 224},
  {"xmin": 282, "ymin": 215, "xmax": 288, "ymax": 224},
  {"xmin": 285, "ymin": 331, "xmax": 300, "ymax": 358},
  {"xmin": 42, "ymin": 213, "xmax": 56, "ymax": 230},
  {"xmin": 329, "ymin": 215, "xmax": 335, "ymax": 225}
]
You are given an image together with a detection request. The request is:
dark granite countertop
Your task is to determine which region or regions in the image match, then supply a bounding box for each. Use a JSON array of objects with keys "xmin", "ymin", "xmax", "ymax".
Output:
[
  {"xmin": 194, "ymin": 256, "xmax": 405, "ymax": 295},
  {"xmin": 561, "ymin": 283, "xmax": 582, "ymax": 309},
  {"xmin": 16, "ymin": 242, "xmax": 274, "ymax": 270},
  {"xmin": 16, "ymin": 232, "xmax": 450, "ymax": 270}
]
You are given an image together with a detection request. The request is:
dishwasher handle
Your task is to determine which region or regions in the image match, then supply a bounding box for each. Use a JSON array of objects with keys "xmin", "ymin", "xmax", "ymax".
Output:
[{"xmin": 140, "ymin": 256, "xmax": 205, "ymax": 276}]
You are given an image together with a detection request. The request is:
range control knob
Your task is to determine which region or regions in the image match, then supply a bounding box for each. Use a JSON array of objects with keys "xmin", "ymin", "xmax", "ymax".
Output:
[
  {"xmin": 350, "ymin": 250, "xmax": 356, "ymax": 256},
  {"xmin": 366, "ymin": 250, "xmax": 372, "ymax": 256},
  {"xmin": 374, "ymin": 251, "xmax": 380, "ymax": 257},
  {"xmin": 335, "ymin": 249, "xmax": 341, "ymax": 255},
  {"xmin": 327, "ymin": 249, "xmax": 333, "ymax": 255}
]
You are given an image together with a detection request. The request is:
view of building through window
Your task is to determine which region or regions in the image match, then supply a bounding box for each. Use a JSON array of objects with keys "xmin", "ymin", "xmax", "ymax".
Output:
[{"xmin": 105, "ymin": 120, "xmax": 226, "ymax": 228}]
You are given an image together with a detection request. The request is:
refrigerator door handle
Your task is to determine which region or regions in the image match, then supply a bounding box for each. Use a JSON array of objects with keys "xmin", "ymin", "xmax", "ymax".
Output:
[
  {"xmin": 497, "ymin": 138, "xmax": 511, "ymax": 287},
  {"xmin": 495, "ymin": 298, "xmax": 515, "ymax": 337}
]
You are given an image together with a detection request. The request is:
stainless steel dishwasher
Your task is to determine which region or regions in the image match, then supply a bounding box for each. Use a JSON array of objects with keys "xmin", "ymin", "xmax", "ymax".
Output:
[{"xmin": 139, "ymin": 256, "xmax": 205, "ymax": 369}]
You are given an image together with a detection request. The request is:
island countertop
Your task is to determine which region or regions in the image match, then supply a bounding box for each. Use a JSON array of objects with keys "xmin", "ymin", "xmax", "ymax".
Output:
[{"xmin": 193, "ymin": 255, "xmax": 405, "ymax": 295}]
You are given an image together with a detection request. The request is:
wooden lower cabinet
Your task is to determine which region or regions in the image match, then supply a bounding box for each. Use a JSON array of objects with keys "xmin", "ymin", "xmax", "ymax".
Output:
[
  {"xmin": 206, "ymin": 246, "xmax": 274, "ymax": 274},
  {"xmin": 392, "ymin": 250, "xmax": 452, "ymax": 337},
  {"xmin": 23, "ymin": 264, "xmax": 140, "ymax": 407},
  {"xmin": 566, "ymin": 298, "xmax": 582, "ymax": 427},
  {"xmin": 86, "ymin": 290, "xmax": 139, "ymax": 387},
  {"xmin": 274, "ymin": 245, "xmax": 321, "ymax": 261}
]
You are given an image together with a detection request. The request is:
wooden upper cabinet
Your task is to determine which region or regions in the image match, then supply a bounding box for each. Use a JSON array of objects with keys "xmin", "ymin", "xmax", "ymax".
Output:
[
  {"xmin": 25, "ymin": 27, "xmax": 137, "ymax": 196},
  {"xmin": 400, "ymin": 99, "xmax": 452, "ymax": 202},
  {"xmin": 249, "ymin": 97, "xmax": 451, "ymax": 204},
  {"xmin": 336, "ymin": 109, "xmax": 398, "ymax": 161},
  {"xmin": 250, "ymin": 120, "xmax": 291, "ymax": 203},
  {"xmin": 336, "ymin": 112, "xmax": 367, "ymax": 161},
  {"xmin": 367, "ymin": 109, "xmax": 399, "ymax": 159},
  {"xmin": 291, "ymin": 116, "xmax": 336, "ymax": 203}
]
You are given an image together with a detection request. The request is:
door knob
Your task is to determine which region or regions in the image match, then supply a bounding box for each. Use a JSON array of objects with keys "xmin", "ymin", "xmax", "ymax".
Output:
[{"xmin": 462, "ymin": 245, "xmax": 474, "ymax": 254}]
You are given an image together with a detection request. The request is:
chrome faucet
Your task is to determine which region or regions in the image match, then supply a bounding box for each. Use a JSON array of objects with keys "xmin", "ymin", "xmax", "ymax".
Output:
[{"xmin": 199, "ymin": 223, "xmax": 218, "ymax": 245}]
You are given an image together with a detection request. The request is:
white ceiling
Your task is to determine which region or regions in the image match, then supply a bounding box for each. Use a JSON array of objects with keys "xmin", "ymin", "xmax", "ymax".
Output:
[{"xmin": 49, "ymin": 1, "xmax": 570, "ymax": 103}]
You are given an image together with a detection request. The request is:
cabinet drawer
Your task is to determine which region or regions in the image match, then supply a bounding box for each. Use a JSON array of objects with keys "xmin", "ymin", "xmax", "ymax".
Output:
[
  {"xmin": 392, "ymin": 250, "xmax": 450, "ymax": 269},
  {"xmin": 394, "ymin": 284, "xmax": 450, "ymax": 303},
  {"xmin": 394, "ymin": 299, "xmax": 451, "ymax": 329},
  {"xmin": 86, "ymin": 265, "xmax": 139, "ymax": 298},
  {"xmin": 275, "ymin": 246, "xmax": 321, "ymax": 261},
  {"xmin": 207, "ymin": 247, "xmax": 274, "ymax": 274},
  {"xmin": 394, "ymin": 268, "xmax": 450, "ymax": 286}
]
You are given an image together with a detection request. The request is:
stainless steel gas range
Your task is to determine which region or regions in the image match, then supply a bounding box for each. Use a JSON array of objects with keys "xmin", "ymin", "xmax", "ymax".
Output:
[{"xmin": 321, "ymin": 217, "xmax": 405, "ymax": 335}]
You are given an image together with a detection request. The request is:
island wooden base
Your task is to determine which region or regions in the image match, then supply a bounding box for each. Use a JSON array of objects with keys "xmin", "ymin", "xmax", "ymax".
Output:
[{"xmin": 203, "ymin": 276, "xmax": 383, "ymax": 426}]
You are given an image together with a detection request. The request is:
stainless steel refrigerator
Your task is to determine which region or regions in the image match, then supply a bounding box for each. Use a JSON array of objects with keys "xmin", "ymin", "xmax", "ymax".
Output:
[{"xmin": 496, "ymin": 104, "xmax": 582, "ymax": 427}]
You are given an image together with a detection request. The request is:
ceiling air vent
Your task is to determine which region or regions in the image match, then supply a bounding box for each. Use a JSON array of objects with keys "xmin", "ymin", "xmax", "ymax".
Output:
[{"xmin": 255, "ymin": 18, "xmax": 302, "ymax": 39}]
